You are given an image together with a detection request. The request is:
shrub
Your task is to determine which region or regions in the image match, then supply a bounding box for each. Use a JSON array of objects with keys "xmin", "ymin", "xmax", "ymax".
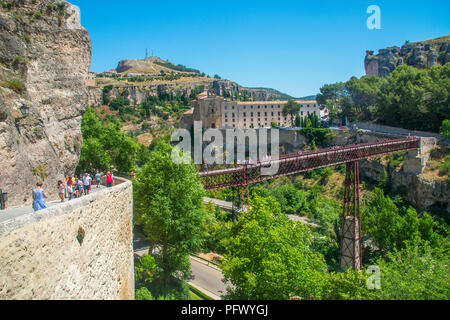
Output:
[
  {"xmin": 439, "ymin": 156, "xmax": 450, "ymax": 176},
  {"xmin": 2, "ymin": 79, "xmax": 25, "ymax": 93}
]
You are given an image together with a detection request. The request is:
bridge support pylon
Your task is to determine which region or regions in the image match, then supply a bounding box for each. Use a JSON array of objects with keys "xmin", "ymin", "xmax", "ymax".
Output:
[{"xmin": 339, "ymin": 161, "xmax": 362, "ymax": 271}]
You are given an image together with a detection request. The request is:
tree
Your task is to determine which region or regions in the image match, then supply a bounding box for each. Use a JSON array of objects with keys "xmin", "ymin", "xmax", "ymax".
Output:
[
  {"xmin": 377, "ymin": 64, "xmax": 450, "ymax": 133},
  {"xmin": 362, "ymin": 188, "xmax": 445, "ymax": 258},
  {"xmin": 282, "ymin": 100, "xmax": 301, "ymax": 127},
  {"xmin": 77, "ymin": 108, "xmax": 140, "ymax": 175},
  {"xmin": 135, "ymin": 254, "xmax": 158, "ymax": 288},
  {"xmin": 221, "ymin": 196, "xmax": 328, "ymax": 300},
  {"xmin": 133, "ymin": 142, "xmax": 206, "ymax": 290},
  {"xmin": 441, "ymin": 119, "xmax": 450, "ymax": 140},
  {"xmin": 316, "ymin": 82, "xmax": 348, "ymax": 111},
  {"xmin": 374, "ymin": 242, "xmax": 449, "ymax": 300},
  {"xmin": 322, "ymin": 269, "xmax": 375, "ymax": 300}
]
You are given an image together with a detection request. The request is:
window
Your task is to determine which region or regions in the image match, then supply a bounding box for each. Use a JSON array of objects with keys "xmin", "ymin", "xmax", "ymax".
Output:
[
  {"xmin": 251, "ymin": 112, "xmax": 254, "ymax": 117},
  {"xmin": 232, "ymin": 113, "xmax": 235, "ymax": 118},
  {"xmin": 244, "ymin": 112, "xmax": 247, "ymax": 117},
  {"xmin": 271, "ymin": 112, "xmax": 274, "ymax": 117},
  {"xmin": 224, "ymin": 106, "xmax": 227, "ymax": 110},
  {"xmin": 225, "ymin": 113, "xmax": 228, "ymax": 118},
  {"xmin": 265, "ymin": 112, "xmax": 267, "ymax": 117},
  {"xmin": 258, "ymin": 112, "xmax": 261, "ymax": 117}
]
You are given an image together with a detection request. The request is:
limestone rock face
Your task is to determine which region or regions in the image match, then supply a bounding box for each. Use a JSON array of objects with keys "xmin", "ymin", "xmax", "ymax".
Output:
[
  {"xmin": 360, "ymin": 159, "xmax": 449, "ymax": 212},
  {"xmin": 0, "ymin": 0, "xmax": 91, "ymax": 207},
  {"xmin": 365, "ymin": 35, "xmax": 450, "ymax": 77}
]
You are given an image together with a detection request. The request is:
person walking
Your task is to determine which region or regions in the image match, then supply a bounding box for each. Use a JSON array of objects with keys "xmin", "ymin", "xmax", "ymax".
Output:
[
  {"xmin": 77, "ymin": 178, "xmax": 84, "ymax": 197},
  {"xmin": 58, "ymin": 180, "xmax": 65, "ymax": 203},
  {"xmin": 67, "ymin": 177, "xmax": 74, "ymax": 200},
  {"xmin": 83, "ymin": 173, "xmax": 92, "ymax": 195},
  {"xmin": 106, "ymin": 171, "xmax": 114, "ymax": 188},
  {"xmin": 95, "ymin": 171, "xmax": 102, "ymax": 188},
  {"xmin": 74, "ymin": 178, "xmax": 81, "ymax": 198},
  {"xmin": 33, "ymin": 182, "xmax": 48, "ymax": 212}
]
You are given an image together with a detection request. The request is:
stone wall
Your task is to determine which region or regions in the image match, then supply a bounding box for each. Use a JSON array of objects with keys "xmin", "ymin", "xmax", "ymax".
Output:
[
  {"xmin": 0, "ymin": 178, "xmax": 134, "ymax": 300},
  {"xmin": 352, "ymin": 122, "xmax": 442, "ymax": 140}
]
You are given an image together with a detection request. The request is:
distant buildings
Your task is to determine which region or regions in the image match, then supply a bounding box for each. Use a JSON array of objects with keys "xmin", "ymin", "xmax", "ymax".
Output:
[
  {"xmin": 85, "ymin": 71, "xmax": 96, "ymax": 87},
  {"xmin": 181, "ymin": 91, "xmax": 327, "ymax": 130}
]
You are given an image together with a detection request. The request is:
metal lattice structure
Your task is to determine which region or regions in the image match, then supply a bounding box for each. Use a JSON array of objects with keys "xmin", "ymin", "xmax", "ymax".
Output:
[
  {"xmin": 198, "ymin": 138, "xmax": 420, "ymax": 270},
  {"xmin": 199, "ymin": 138, "xmax": 419, "ymax": 190}
]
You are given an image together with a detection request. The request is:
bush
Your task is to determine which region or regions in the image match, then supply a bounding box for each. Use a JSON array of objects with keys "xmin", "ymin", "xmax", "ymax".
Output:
[
  {"xmin": 439, "ymin": 156, "xmax": 450, "ymax": 176},
  {"xmin": 2, "ymin": 79, "xmax": 25, "ymax": 93},
  {"xmin": 135, "ymin": 287, "xmax": 154, "ymax": 300}
]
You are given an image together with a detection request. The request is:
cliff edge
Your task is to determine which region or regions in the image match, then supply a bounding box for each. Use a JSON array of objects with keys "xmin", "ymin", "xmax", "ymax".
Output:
[
  {"xmin": 365, "ymin": 35, "xmax": 450, "ymax": 77},
  {"xmin": 0, "ymin": 0, "xmax": 91, "ymax": 207}
]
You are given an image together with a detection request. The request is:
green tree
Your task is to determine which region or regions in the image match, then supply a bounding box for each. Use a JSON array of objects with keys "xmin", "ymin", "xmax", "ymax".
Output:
[
  {"xmin": 362, "ymin": 188, "xmax": 445, "ymax": 257},
  {"xmin": 282, "ymin": 100, "xmax": 301, "ymax": 127},
  {"xmin": 77, "ymin": 108, "xmax": 139, "ymax": 175},
  {"xmin": 135, "ymin": 287, "xmax": 154, "ymax": 300},
  {"xmin": 316, "ymin": 82, "xmax": 348, "ymax": 111},
  {"xmin": 374, "ymin": 242, "xmax": 449, "ymax": 300},
  {"xmin": 322, "ymin": 269, "xmax": 375, "ymax": 300},
  {"xmin": 133, "ymin": 142, "xmax": 206, "ymax": 290},
  {"xmin": 221, "ymin": 196, "xmax": 328, "ymax": 300},
  {"xmin": 135, "ymin": 254, "xmax": 158, "ymax": 288},
  {"xmin": 441, "ymin": 119, "xmax": 450, "ymax": 140}
]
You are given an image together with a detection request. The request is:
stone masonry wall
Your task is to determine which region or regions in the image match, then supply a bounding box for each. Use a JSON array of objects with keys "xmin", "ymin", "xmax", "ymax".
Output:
[{"xmin": 0, "ymin": 178, "xmax": 134, "ymax": 300}]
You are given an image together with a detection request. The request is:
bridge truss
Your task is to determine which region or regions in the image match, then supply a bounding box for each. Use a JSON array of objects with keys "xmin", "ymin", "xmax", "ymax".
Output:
[{"xmin": 198, "ymin": 138, "xmax": 420, "ymax": 270}]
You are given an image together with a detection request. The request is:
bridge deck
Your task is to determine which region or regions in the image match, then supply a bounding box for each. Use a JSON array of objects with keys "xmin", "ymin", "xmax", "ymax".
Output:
[{"xmin": 199, "ymin": 138, "xmax": 419, "ymax": 190}]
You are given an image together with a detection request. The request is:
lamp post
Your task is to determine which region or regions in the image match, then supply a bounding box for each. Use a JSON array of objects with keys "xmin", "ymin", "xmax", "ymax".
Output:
[
  {"xmin": 15, "ymin": 104, "xmax": 30, "ymax": 134},
  {"xmin": 19, "ymin": 104, "xmax": 30, "ymax": 117}
]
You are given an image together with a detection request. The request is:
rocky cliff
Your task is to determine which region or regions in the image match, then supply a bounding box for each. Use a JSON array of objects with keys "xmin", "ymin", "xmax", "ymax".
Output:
[
  {"xmin": 365, "ymin": 35, "xmax": 450, "ymax": 77},
  {"xmin": 88, "ymin": 78, "xmax": 295, "ymax": 107},
  {"xmin": 0, "ymin": 0, "xmax": 91, "ymax": 207}
]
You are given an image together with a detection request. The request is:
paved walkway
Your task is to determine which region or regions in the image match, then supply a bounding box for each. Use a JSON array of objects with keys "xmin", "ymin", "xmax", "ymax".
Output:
[{"xmin": 0, "ymin": 186, "xmax": 106, "ymax": 224}]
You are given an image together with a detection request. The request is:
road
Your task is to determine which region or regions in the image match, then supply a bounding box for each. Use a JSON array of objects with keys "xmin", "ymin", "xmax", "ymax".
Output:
[
  {"xmin": 134, "ymin": 231, "xmax": 228, "ymax": 300},
  {"xmin": 188, "ymin": 257, "xmax": 228, "ymax": 300}
]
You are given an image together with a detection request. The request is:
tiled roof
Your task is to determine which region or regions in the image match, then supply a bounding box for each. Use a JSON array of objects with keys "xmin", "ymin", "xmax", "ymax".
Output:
[{"xmin": 237, "ymin": 100, "xmax": 317, "ymax": 105}]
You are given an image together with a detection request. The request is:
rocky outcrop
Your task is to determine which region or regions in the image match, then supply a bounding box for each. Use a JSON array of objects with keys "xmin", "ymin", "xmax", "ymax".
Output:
[
  {"xmin": 365, "ymin": 35, "xmax": 450, "ymax": 77},
  {"xmin": 360, "ymin": 158, "xmax": 449, "ymax": 213},
  {"xmin": 0, "ymin": 0, "xmax": 91, "ymax": 207}
]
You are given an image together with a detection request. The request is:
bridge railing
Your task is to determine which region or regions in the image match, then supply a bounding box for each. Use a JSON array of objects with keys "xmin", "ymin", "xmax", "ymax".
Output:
[{"xmin": 199, "ymin": 138, "xmax": 419, "ymax": 190}]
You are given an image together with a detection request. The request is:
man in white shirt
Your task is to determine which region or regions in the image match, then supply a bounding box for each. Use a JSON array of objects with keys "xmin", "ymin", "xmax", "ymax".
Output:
[{"xmin": 83, "ymin": 173, "xmax": 92, "ymax": 195}]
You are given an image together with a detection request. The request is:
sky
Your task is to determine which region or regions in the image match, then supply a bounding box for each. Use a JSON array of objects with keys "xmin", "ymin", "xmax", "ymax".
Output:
[{"xmin": 70, "ymin": 0, "xmax": 450, "ymax": 98}]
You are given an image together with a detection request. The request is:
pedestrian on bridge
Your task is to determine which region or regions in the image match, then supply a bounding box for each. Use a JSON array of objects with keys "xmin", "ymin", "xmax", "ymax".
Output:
[
  {"xmin": 106, "ymin": 171, "xmax": 114, "ymax": 188},
  {"xmin": 58, "ymin": 180, "xmax": 65, "ymax": 203},
  {"xmin": 95, "ymin": 171, "xmax": 102, "ymax": 188},
  {"xmin": 32, "ymin": 182, "xmax": 48, "ymax": 212},
  {"xmin": 83, "ymin": 173, "xmax": 92, "ymax": 195}
]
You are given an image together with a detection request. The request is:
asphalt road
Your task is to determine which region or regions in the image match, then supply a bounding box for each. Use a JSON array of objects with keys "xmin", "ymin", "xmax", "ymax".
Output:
[
  {"xmin": 188, "ymin": 257, "xmax": 228, "ymax": 300},
  {"xmin": 134, "ymin": 231, "xmax": 229, "ymax": 300}
]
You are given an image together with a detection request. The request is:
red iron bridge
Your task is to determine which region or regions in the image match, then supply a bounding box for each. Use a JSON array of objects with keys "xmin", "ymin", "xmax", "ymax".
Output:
[{"xmin": 198, "ymin": 138, "xmax": 420, "ymax": 271}]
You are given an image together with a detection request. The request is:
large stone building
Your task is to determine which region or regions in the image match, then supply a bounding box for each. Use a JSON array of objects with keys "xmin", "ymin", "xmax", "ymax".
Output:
[{"xmin": 182, "ymin": 91, "xmax": 326, "ymax": 129}]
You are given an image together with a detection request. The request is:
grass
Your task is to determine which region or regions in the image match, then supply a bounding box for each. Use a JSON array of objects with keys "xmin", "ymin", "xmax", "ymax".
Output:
[
  {"xmin": 186, "ymin": 283, "xmax": 215, "ymax": 300},
  {"xmin": 1, "ymin": 79, "xmax": 25, "ymax": 94}
]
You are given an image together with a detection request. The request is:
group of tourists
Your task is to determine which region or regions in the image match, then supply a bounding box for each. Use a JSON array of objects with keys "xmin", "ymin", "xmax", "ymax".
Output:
[{"xmin": 32, "ymin": 171, "xmax": 116, "ymax": 212}]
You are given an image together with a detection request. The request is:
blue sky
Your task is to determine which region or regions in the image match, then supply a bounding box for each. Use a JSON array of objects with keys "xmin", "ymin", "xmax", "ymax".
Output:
[{"xmin": 71, "ymin": 0, "xmax": 450, "ymax": 97}]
